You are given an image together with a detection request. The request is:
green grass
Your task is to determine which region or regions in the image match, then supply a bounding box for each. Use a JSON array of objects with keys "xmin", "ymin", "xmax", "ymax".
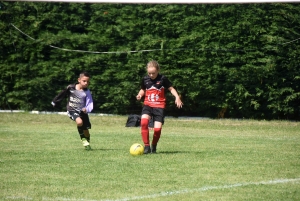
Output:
[{"xmin": 0, "ymin": 113, "xmax": 299, "ymax": 201}]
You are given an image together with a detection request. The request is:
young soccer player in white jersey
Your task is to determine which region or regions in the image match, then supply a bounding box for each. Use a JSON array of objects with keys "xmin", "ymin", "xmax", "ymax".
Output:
[
  {"xmin": 52, "ymin": 71, "xmax": 93, "ymax": 150},
  {"xmin": 136, "ymin": 61, "xmax": 183, "ymax": 154}
]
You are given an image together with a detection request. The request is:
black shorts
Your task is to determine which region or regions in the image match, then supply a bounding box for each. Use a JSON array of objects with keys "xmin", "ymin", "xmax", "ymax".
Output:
[
  {"xmin": 67, "ymin": 111, "xmax": 91, "ymax": 129},
  {"xmin": 141, "ymin": 105, "xmax": 165, "ymax": 124}
]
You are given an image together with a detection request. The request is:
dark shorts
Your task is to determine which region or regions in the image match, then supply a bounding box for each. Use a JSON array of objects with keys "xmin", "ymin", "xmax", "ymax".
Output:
[
  {"xmin": 67, "ymin": 111, "xmax": 91, "ymax": 129},
  {"xmin": 141, "ymin": 105, "xmax": 165, "ymax": 124}
]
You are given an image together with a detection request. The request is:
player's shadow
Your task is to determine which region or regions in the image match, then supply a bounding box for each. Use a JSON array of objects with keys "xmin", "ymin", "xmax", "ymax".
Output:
[
  {"xmin": 88, "ymin": 149, "xmax": 202, "ymax": 155},
  {"xmin": 85, "ymin": 148, "xmax": 123, "ymax": 151},
  {"xmin": 159, "ymin": 150, "xmax": 202, "ymax": 155}
]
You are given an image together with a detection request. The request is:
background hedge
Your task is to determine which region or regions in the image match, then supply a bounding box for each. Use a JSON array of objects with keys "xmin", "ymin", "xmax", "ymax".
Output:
[{"xmin": 1, "ymin": 2, "xmax": 299, "ymax": 119}]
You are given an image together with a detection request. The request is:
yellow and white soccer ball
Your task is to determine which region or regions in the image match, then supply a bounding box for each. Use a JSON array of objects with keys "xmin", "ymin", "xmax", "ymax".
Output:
[{"xmin": 130, "ymin": 143, "xmax": 144, "ymax": 156}]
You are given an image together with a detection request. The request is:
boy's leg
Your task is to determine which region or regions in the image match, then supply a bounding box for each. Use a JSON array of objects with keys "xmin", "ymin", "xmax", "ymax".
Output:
[
  {"xmin": 77, "ymin": 125, "xmax": 91, "ymax": 150},
  {"xmin": 83, "ymin": 130, "xmax": 90, "ymax": 142},
  {"xmin": 68, "ymin": 111, "xmax": 85, "ymax": 140},
  {"xmin": 77, "ymin": 125, "xmax": 85, "ymax": 139},
  {"xmin": 81, "ymin": 113, "xmax": 92, "ymax": 150},
  {"xmin": 77, "ymin": 128, "xmax": 91, "ymax": 150},
  {"xmin": 67, "ymin": 111, "xmax": 91, "ymax": 150}
]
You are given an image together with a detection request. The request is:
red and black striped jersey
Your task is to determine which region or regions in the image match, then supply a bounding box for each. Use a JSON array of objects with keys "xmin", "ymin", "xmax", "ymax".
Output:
[{"xmin": 140, "ymin": 74, "xmax": 172, "ymax": 108}]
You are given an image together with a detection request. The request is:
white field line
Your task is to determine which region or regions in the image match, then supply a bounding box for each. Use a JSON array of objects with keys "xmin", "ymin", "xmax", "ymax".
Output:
[
  {"xmin": 104, "ymin": 178, "xmax": 300, "ymax": 201},
  {"xmin": 5, "ymin": 178, "xmax": 300, "ymax": 201}
]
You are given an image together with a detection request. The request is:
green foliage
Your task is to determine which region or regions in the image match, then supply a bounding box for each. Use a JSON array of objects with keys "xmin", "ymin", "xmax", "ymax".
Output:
[{"xmin": 0, "ymin": 2, "xmax": 299, "ymax": 119}]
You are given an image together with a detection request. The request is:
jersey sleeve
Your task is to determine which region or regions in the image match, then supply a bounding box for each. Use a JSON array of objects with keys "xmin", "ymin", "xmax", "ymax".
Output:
[
  {"xmin": 163, "ymin": 76, "xmax": 173, "ymax": 89},
  {"xmin": 85, "ymin": 89, "xmax": 93, "ymax": 113},
  {"xmin": 140, "ymin": 76, "xmax": 146, "ymax": 90},
  {"xmin": 51, "ymin": 85, "xmax": 71, "ymax": 107}
]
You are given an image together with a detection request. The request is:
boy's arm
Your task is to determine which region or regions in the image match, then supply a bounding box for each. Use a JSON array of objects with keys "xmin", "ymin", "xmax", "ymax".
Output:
[
  {"xmin": 168, "ymin": 86, "xmax": 183, "ymax": 108},
  {"xmin": 83, "ymin": 90, "xmax": 93, "ymax": 113},
  {"xmin": 51, "ymin": 86, "xmax": 70, "ymax": 107}
]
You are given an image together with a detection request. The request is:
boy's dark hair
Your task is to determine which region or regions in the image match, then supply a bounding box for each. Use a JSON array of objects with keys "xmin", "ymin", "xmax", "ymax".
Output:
[{"xmin": 79, "ymin": 71, "xmax": 90, "ymax": 78}]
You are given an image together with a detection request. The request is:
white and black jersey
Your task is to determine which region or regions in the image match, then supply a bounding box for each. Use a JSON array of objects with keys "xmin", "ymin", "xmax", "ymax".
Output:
[{"xmin": 52, "ymin": 84, "xmax": 93, "ymax": 113}]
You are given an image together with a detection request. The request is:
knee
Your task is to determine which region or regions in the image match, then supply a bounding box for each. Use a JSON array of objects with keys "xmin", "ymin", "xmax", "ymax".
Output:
[
  {"xmin": 76, "ymin": 118, "xmax": 83, "ymax": 127},
  {"xmin": 141, "ymin": 118, "xmax": 149, "ymax": 129}
]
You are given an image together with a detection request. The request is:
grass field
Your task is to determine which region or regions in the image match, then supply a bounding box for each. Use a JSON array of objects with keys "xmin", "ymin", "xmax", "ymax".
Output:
[{"xmin": 0, "ymin": 112, "xmax": 299, "ymax": 201}]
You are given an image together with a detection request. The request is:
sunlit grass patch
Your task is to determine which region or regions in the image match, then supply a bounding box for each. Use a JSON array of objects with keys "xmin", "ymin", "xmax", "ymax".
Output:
[{"xmin": 0, "ymin": 113, "xmax": 299, "ymax": 201}]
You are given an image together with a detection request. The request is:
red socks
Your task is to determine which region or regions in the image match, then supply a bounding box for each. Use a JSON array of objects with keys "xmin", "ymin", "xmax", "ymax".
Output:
[
  {"xmin": 141, "ymin": 118, "xmax": 150, "ymax": 146},
  {"xmin": 141, "ymin": 118, "xmax": 162, "ymax": 146},
  {"xmin": 152, "ymin": 128, "xmax": 162, "ymax": 146}
]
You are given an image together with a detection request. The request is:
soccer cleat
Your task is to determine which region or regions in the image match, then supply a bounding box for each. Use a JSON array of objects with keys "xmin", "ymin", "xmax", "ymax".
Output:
[
  {"xmin": 151, "ymin": 145, "xmax": 157, "ymax": 153},
  {"xmin": 85, "ymin": 145, "xmax": 92, "ymax": 150},
  {"xmin": 81, "ymin": 138, "xmax": 92, "ymax": 150},
  {"xmin": 143, "ymin": 145, "xmax": 151, "ymax": 154}
]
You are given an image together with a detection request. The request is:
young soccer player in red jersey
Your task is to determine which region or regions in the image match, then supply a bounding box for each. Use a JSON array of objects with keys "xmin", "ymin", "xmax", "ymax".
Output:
[
  {"xmin": 51, "ymin": 71, "xmax": 93, "ymax": 150},
  {"xmin": 136, "ymin": 60, "xmax": 183, "ymax": 154}
]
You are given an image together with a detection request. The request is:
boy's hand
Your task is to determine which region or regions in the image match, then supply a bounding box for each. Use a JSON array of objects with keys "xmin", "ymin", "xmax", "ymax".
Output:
[{"xmin": 82, "ymin": 108, "xmax": 87, "ymax": 113}]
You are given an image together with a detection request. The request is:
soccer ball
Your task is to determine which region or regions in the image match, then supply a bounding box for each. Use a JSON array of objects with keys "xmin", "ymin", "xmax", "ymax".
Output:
[{"xmin": 130, "ymin": 143, "xmax": 144, "ymax": 156}]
